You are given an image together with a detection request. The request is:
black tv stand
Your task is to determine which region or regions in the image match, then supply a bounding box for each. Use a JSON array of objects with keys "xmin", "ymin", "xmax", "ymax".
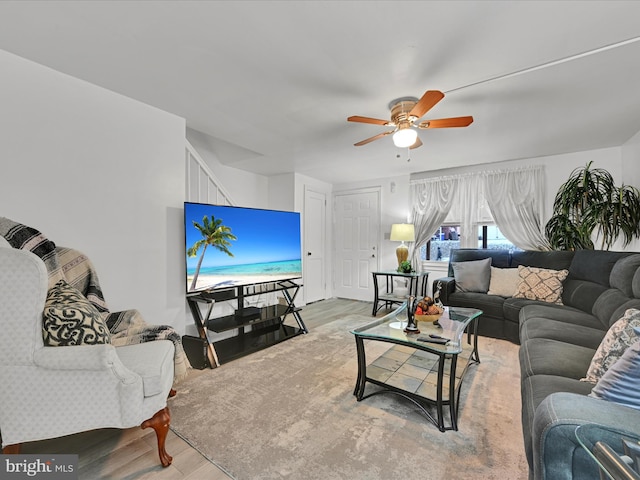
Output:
[
  {"xmin": 236, "ymin": 306, "xmax": 260, "ymax": 319},
  {"xmin": 186, "ymin": 279, "xmax": 307, "ymax": 367}
]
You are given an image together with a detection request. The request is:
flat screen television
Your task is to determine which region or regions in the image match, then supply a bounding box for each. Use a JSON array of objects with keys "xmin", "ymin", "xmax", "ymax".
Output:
[{"xmin": 184, "ymin": 202, "xmax": 302, "ymax": 293}]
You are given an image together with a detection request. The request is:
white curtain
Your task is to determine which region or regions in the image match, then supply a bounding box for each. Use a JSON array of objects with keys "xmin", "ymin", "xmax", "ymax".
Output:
[
  {"xmin": 409, "ymin": 177, "xmax": 458, "ymax": 266},
  {"xmin": 456, "ymin": 174, "xmax": 485, "ymax": 249},
  {"xmin": 482, "ymin": 166, "xmax": 551, "ymax": 251},
  {"xmin": 409, "ymin": 165, "xmax": 550, "ymax": 258}
]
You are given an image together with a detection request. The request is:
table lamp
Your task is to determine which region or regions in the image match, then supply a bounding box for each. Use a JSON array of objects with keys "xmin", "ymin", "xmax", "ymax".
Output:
[{"xmin": 390, "ymin": 223, "xmax": 415, "ymax": 267}]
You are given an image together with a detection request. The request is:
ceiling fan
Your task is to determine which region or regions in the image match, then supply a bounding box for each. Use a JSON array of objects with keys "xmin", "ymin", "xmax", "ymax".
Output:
[{"xmin": 347, "ymin": 90, "xmax": 473, "ymax": 149}]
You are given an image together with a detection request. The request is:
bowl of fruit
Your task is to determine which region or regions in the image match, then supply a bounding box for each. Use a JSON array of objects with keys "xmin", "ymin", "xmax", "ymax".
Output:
[{"xmin": 414, "ymin": 296, "xmax": 444, "ymax": 323}]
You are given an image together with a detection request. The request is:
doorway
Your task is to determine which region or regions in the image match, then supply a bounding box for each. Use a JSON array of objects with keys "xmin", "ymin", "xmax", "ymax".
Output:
[
  {"xmin": 304, "ymin": 188, "xmax": 327, "ymax": 304},
  {"xmin": 333, "ymin": 188, "xmax": 380, "ymax": 301}
]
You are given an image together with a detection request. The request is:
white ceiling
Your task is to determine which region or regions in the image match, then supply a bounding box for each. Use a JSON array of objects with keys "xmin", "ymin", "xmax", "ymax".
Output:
[{"xmin": 1, "ymin": 1, "xmax": 640, "ymax": 184}]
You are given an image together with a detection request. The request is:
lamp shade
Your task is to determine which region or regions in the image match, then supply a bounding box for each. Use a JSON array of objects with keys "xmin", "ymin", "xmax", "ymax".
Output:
[
  {"xmin": 390, "ymin": 223, "xmax": 415, "ymax": 242},
  {"xmin": 392, "ymin": 128, "xmax": 418, "ymax": 148}
]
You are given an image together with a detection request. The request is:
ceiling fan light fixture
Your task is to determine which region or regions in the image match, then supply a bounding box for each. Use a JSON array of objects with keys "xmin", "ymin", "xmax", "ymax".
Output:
[{"xmin": 392, "ymin": 127, "xmax": 417, "ymax": 148}]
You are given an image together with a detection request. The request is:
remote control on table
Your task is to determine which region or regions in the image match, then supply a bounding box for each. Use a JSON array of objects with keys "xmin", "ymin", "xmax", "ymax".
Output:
[{"xmin": 417, "ymin": 336, "xmax": 449, "ymax": 344}]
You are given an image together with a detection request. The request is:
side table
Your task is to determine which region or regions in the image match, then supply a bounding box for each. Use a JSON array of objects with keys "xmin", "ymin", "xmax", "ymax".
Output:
[{"xmin": 371, "ymin": 270, "xmax": 429, "ymax": 315}]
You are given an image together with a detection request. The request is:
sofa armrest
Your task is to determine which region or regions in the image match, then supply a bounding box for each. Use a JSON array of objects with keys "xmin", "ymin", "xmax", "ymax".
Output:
[
  {"xmin": 533, "ymin": 392, "xmax": 640, "ymax": 480},
  {"xmin": 33, "ymin": 345, "xmax": 138, "ymax": 384},
  {"xmin": 433, "ymin": 277, "xmax": 456, "ymax": 305}
]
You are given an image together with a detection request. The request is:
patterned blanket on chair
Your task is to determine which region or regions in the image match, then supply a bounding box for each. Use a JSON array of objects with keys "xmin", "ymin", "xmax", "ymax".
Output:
[{"xmin": 0, "ymin": 217, "xmax": 190, "ymax": 382}]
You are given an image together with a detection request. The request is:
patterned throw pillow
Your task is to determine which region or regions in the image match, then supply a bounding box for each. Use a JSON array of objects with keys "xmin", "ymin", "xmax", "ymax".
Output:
[
  {"xmin": 513, "ymin": 265, "xmax": 568, "ymax": 304},
  {"xmin": 43, "ymin": 280, "xmax": 111, "ymax": 346},
  {"xmin": 582, "ymin": 309, "xmax": 640, "ymax": 384}
]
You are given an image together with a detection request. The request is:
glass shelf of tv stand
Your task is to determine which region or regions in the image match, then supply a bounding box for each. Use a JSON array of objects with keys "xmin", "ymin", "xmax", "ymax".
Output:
[{"xmin": 206, "ymin": 304, "xmax": 302, "ymax": 333}]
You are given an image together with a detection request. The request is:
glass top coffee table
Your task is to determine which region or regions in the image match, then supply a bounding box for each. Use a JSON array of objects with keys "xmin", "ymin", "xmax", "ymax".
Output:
[{"xmin": 350, "ymin": 302, "xmax": 482, "ymax": 431}]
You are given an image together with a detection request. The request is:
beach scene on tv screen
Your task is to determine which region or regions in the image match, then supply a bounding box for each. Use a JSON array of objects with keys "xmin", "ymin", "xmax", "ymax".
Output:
[{"xmin": 185, "ymin": 203, "xmax": 302, "ymax": 292}]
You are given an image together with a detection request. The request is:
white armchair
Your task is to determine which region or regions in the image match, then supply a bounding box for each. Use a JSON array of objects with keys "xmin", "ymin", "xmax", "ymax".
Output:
[{"xmin": 0, "ymin": 248, "xmax": 175, "ymax": 467}]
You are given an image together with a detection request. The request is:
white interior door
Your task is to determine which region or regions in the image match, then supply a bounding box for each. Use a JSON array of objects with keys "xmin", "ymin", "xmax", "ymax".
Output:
[
  {"xmin": 333, "ymin": 188, "xmax": 380, "ymax": 301},
  {"xmin": 304, "ymin": 188, "xmax": 326, "ymax": 304}
]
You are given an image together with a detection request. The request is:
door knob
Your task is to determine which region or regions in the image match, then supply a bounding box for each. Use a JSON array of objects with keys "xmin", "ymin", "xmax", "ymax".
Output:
[{"xmin": 307, "ymin": 252, "xmax": 312, "ymax": 256}]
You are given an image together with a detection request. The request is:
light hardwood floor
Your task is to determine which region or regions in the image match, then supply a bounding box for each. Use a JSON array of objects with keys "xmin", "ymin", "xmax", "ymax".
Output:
[{"xmin": 19, "ymin": 298, "xmax": 380, "ymax": 480}]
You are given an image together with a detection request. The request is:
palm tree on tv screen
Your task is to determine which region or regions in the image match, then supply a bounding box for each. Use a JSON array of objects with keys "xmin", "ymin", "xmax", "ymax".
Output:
[{"xmin": 187, "ymin": 215, "xmax": 237, "ymax": 291}]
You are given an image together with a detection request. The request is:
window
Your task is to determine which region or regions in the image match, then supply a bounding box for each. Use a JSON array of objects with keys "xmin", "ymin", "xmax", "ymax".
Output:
[{"xmin": 420, "ymin": 224, "xmax": 519, "ymax": 262}]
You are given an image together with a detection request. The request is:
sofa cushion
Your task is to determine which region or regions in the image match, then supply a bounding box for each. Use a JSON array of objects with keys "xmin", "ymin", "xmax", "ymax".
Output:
[
  {"xmin": 592, "ymin": 289, "xmax": 640, "ymax": 328},
  {"xmin": 582, "ymin": 308, "xmax": 640, "ymax": 383},
  {"xmin": 569, "ymin": 250, "xmax": 631, "ymax": 286},
  {"xmin": 634, "ymin": 269, "xmax": 640, "ymax": 298},
  {"xmin": 610, "ymin": 254, "xmax": 640, "ymax": 298},
  {"xmin": 562, "ymin": 278, "xmax": 610, "ymax": 315},
  {"xmin": 43, "ymin": 279, "xmax": 111, "ymax": 346},
  {"xmin": 511, "ymin": 250, "xmax": 574, "ymax": 271},
  {"xmin": 488, "ymin": 266, "xmax": 520, "ymax": 297},
  {"xmin": 521, "ymin": 375, "xmax": 594, "ymax": 469},
  {"xmin": 590, "ymin": 334, "xmax": 640, "ymax": 410},
  {"xmin": 607, "ymin": 299, "xmax": 640, "ymax": 328},
  {"xmin": 451, "ymin": 257, "xmax": 491, "ymax": 293},
  {"xmin": 520, "ymin": 317, "xmax": 605, "ymax": 349},
  {"xmin": 505, "ymin": 297, "xmax": 572, "ymax": 326},
  {"xmin": 518, "ymin": 302, "xmax": 600, "ymax": 329},
  {"xmin": 514, "ymin": 265, "xmax": 568, "ymax": 304},
  {"xmin": 448, "ymin": 291, "xmax": 505, "ymax": 319},
  {"xmin": 520, "ymin": 337, "xmax": 595, "ymax": 380}
]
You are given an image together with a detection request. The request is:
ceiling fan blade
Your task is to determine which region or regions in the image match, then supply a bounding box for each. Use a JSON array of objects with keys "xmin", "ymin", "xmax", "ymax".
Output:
[
  {"xmin": 347, "ymin": 115, "xmax": 392, "ymax": 126},
  {"xmin": 418, "ymin": 116, "xmax": 474, "ymax": 129},
  {"xmin": 409, "ymin": 90, "xmax": 445, "ymax": 120},
  {"xmin": 354, "ymin": 130, "xmax": 394, "ymax": 146},
  {"xmin": 409, "ymin": 137, "xmax": 423, "ymax": 150}
]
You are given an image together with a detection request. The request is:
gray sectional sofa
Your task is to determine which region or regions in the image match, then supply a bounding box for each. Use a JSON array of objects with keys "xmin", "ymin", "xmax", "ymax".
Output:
[{"xmin": 433, "ymin": 248, "xmax": 640, "ymax": 479}]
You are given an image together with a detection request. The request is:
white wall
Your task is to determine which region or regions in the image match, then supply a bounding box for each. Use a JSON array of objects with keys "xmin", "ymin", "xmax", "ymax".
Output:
[
  {"xmin": 622, "ymin": 130, "xmax": 640, "ymax": 252},
  {"xmin": 622, "ymin": 130, "xmax": 640, "ymax": 189},
  {"xmin": 0, "ymin": 49, "xmax": 188, "ymax": 332},
  {"xmin": 268, "ymin": 173, "xmax": 296, "ymax": 211}
]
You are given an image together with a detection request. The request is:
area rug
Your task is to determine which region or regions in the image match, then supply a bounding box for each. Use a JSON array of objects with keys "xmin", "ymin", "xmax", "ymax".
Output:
[{"xmin": 169, "ymin": 314, "xmax": 529, "ymax": 480}]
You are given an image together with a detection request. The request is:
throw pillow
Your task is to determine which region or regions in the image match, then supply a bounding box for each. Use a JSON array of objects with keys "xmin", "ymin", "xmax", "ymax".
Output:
[
  {"xmin": 43, "ymin": 280, "xmax": 111, "ymax": 346},
  {"xmin": 488, "ymin": 267, "xmax": 521, "ymax": 297},
  {"xmin": 581, "ymin": 309, "xmax": 640, "ymax": 384},
  {"xmin": 513, "ymin": 265, "xmax": 568, "ymax": 304},
  {"xmin": 452, "ymin": 257, "xmax": 491, "ymax": 293},
  {"xmin": 589, "ymin": 331, "xmax": 640, "ymax": 410}
]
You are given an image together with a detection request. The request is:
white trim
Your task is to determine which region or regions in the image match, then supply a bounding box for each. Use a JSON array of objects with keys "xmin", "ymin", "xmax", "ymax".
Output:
[{"xmin": 185, "ymin": 140, "xmax": 236, "ymax": 206}]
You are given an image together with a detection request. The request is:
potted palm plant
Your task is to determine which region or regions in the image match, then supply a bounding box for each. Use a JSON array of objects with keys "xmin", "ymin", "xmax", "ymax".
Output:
[{"xmin": 545, "ymin": 161, "xmax": 640, "ymax": 250}]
